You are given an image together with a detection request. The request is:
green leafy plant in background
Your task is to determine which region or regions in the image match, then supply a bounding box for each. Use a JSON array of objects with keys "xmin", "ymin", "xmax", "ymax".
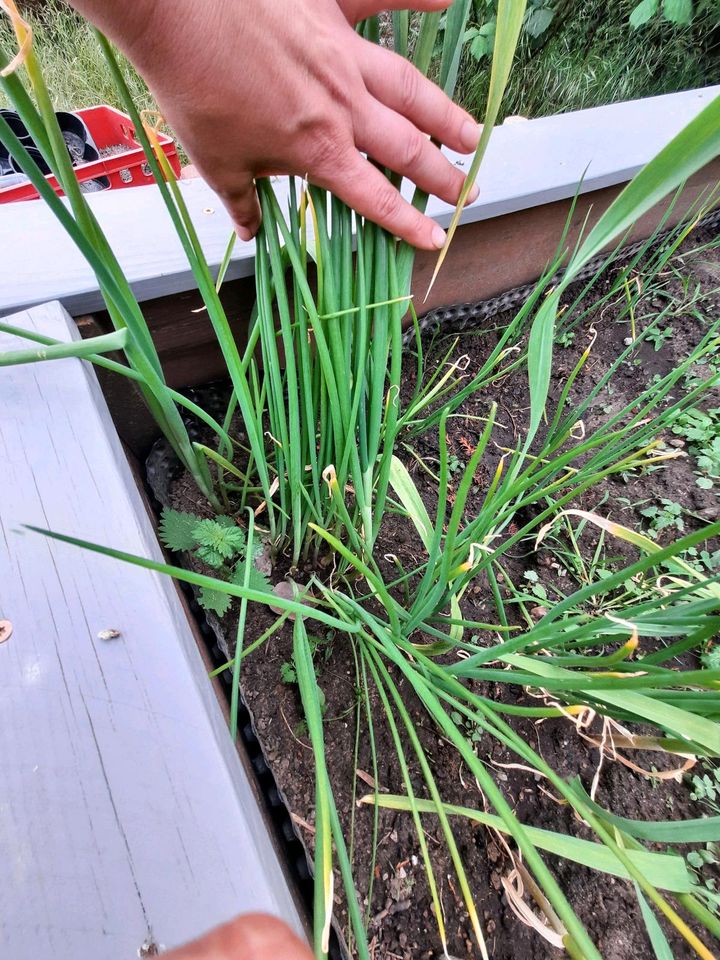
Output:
[
  {"xmin": 3, "ymin": 0, "xmax": 720, "ymax": 957},
  {"xmin": 686, "ymin": 764, "xmax": 720, "ymax": 909},
  {"xmin": 465, "ymin": 0, "xmax": 711, "ymax": 58},
  {"xmin": 0, "ymin": 0, "xmax": 154, "ymax": 112},
  {"xmin": 630, "ymin": 0, "xmax": 700, "ymax": 28},
  {"xmin": 462, "ymin": 0, "xmax": 569, "ymax": 62},
  {"xmin": 458, "ymin": 0, "xmax": 720, "ymax": 121},
  {"xmin": 645, "ymin": 321, "xmax": 675, "ymax": 350}
]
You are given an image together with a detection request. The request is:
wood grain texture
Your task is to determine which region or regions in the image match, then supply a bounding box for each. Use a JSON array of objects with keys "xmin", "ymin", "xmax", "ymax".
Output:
[
  {"xmin": 1, "ymin": 86, "xmax": 718, "ymax": 317},
  {"xmin": 0, "ymin": 302, "xmax": 304, "ymax": 959},
  {"xmin": 413, "ymin": 158, "xmax": 720, "ymax": 313}
]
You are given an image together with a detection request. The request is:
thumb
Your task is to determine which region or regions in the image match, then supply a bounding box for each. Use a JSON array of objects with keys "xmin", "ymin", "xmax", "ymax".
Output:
[
  {"xmin": 163, "ymin": 913, "xmax": 312, "ymax": 960},
  {"xmin": 339, "ymin": 0, "xmax": 451, "ymax": 26}
]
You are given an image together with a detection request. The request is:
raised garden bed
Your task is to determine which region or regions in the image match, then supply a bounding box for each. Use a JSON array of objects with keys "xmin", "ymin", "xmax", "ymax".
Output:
[{"xmin": 148, "ymin": 225, "xmax": 720, "ymax": 960}]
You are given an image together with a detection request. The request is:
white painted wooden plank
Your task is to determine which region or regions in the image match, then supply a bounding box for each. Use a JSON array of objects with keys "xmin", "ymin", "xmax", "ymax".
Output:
[
  {"xmin": 0, "ymin": 85, "xmax": 718, "ymax": 317},
  {"xmin": 0, "ymin": 301, "xmax": 304, "ymax": 959}
]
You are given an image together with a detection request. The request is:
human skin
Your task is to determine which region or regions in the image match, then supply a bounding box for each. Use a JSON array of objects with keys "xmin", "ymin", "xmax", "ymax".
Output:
[
  {"xmin": 65, "ymin": 0, "xmax": 480, "ymax": 249},
  {"xmin": 161, "ymin": 913, "xmax": 314, "ymax": 960}
]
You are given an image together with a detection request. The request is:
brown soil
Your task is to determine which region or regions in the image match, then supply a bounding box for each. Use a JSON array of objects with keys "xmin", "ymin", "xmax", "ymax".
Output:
[{"xmin": 165, "ymin": 232, "xmax": 720, "ymax": 960}]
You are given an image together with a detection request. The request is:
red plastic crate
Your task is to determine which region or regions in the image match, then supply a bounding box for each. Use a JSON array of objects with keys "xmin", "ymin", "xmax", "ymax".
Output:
[{"xmin": 0, "ymin": 104, "xmax": 181, "ymax": 203}]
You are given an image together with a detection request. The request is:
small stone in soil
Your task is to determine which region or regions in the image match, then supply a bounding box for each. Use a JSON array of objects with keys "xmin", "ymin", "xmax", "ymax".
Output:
[
  {"xmin": 270, "ymin": 579, "xmax": 309, "ymax": 619},
  {"xmin": 254, "ymin": 543, "xmax": 273, "ymax": 576}
]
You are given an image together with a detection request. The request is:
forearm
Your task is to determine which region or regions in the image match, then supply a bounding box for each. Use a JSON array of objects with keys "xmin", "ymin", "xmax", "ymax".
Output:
[{"xmin": 64, "ymin": 0, "xmax": 183, "ymax": 76}]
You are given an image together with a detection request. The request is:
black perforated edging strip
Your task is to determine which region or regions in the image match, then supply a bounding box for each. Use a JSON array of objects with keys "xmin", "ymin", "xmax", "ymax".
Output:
[{"xmin": 403, "ymin": 206, "xmax": 720, "ymax": 346}]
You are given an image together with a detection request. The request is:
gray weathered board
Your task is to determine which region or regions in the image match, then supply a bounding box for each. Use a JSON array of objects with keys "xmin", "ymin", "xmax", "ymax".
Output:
[
  {"xmin": 0, "ymin": 302, "xmax": 304, "ymax": 959},
  {"xmin": 1, "ymin": 85, "xmax": 718, "ymax": 317}
]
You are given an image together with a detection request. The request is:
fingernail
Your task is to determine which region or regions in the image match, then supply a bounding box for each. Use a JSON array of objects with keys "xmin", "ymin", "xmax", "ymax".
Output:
[
  {"xmin": 237, "ymin": 225, "xmax": 254, "ymax": 242},
  {"xmin": 461, "ymin": 119, "xmax": 481, "ymax": 152},
  {"xmin": 467, "ymin": 183, "xmax": 480, "ymax": 204},
  {"xmin": 432, "ymin": 224, "xmax": 447, "ymax": 249}
]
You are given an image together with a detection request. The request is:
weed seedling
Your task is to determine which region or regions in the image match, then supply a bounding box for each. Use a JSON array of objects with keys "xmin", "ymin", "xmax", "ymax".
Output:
[
  {"xmin": 690, "ymin": 765, "xmax": 720, "ymax": 813},
  {"xmin": 159, "ymin": 507, "xmax": 272, "ymax": 615},
  {"xmin": 671, "ymin": 406, "xmax": 720, "ymax": 489},
  {"xmin": 645, "ymin": 323, "xmax": 674, "ymax": 351},
  {"xmin": 638, "ymin": 498, "xmax": 685, "ymax": 537},
  {"xmin": 556, "ymin": 328, "xmax": 576, "ymax": 348}
]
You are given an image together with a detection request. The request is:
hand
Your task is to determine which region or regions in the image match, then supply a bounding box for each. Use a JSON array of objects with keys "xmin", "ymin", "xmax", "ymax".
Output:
[
  {"xmin": 67, "ymin": 0, "xmax": 480, "ymax": 249},
  {"xmin": 163, "ymin": 913, "xmax": 312, "ymax": 960}
]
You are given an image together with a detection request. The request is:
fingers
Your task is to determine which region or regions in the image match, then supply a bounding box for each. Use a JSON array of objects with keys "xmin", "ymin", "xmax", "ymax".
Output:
[
  {"xmin": 217, "ymin": 174, "xmax": 262, "ymax": 242},
  {"xmin": 163, "ymin": 913, "xmax": 312, "ymax": 960},
  {"xmin": 358, "ymin": 42, "xmax": 480, "ymax": 154},
  {"xmin": 340, "ymin": 0, "xmax": 451, "ymax": 24},
  {"xmin": 314, "ymin": 150, "xmax": 447, "ymax": 250},
  {"xmin": 356, "ymin": 97, "xmax": 475, "ymax": 207}
]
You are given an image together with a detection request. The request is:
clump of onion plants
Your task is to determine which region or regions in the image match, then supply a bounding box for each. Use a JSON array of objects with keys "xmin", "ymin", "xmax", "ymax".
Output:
[{"xmin": 2, "ymin": 0, "xmax": 720, "ymax": 957}]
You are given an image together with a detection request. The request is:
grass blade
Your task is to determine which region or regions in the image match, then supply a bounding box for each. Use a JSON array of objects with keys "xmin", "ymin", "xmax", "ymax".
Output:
[
  {"xmin": 0, "ymin": 328, "xmax": 127, "ymax": 366},
  {"xmin": 388, "ymin": 456, "xmax": 434, "ymax": 550},
  {"xmin": 503, "ymin": 654, "xmax": 720, "ymax": 755},
  {"xmin": 572, "ymin": 781, "xmax": 720, "ymax": 843},
  {"xmin": 293, "ymin": 616, "xmax": 334, "ymax": 957},
  {"xmin": 636, "ymin": 885, "xmax": 674, "ymax": 960},
  {"xmin": 427, "ymin": 0, "xmax": 527, "ymax": 295},
  {"xmin": 23, "ymin": 525, "xmax": 357, "ymax": 632},
  {"xmin": 229, "ymin": 510, "xmax": 254, "ymax": 742},
  {"xmin": 365, "ymin": 795, "xmax": 693, "ymax": 892},
  {"xmin": 438, "ymin": 0, "xmax": 472, "ymax": 95},
  {"xmin": 568, "ymin": 94, "xmax": 720, "ymax": 280}
]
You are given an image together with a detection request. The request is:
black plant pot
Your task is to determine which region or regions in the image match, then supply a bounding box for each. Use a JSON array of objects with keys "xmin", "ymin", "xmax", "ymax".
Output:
[
  {"xmin": 2, "ymin": 110, "xmax": 110, "ymax": 192},
  {"xmin": 78, "ymin": 142, "xmax": 111, "ymax": 192},
  {"xmin": 1, "ymin": 109, "xmax": 94, "ymax": 169},
  {"xmin": 55, "ymin": 110, "xmax": 87, "ymax": 141},
  {"xmin": 10, "ymin": 146, "xmax": 51, "ymax": 177},
  {"xmin": 0, "ymin": 134, "xmax": 10, "ymax": 175},
  {"xmin": 55, "ymin": 110, "xmax": 91, "ymax": 163},
  {"xmin": 0, "ymin": 108, "xmax": 31, "ymax": 144}
]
